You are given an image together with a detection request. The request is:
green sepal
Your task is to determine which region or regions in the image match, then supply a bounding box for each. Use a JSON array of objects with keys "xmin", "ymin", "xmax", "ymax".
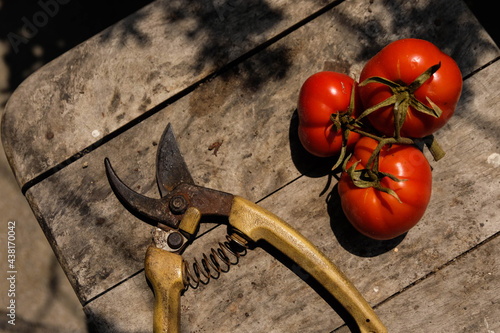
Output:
[
  {"xmin": 331, "ymin": 129, "xmax": 349, "ymax": 171},
  {"xmin": 357, "ymin": 63, "xmax": 444, "ymax": 135},
  {"xmin": 373, "ymin": 185, "xmax": 402, "ymax": 204},
  {"xmin": 379, "ymin": 172, "xmax": 407, "ymax": 183}
]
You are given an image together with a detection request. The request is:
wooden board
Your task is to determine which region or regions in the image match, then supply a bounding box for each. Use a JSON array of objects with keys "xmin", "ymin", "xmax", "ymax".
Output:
[
  {"xmin": 1, "ymin": 0, "xmax": 340, "ymax": 188},
  {"xmin": 334, "ymin": 234, "xmax": 500, "ymax": 333},
  {"xmin": 85, "ymin": 230, "xmax": 500, "ymax": 333},
  {"xmin": 83, "ymin": 55, "xmax": 500, "ymax": 330},
  {"xmin": 2, "ymin": 0, "xmax": 500, "ymax": 331}
]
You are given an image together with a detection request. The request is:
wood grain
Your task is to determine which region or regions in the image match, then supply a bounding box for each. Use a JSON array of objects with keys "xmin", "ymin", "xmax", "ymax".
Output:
[
  {"xmin": 2, "ymin": 0, "xmax": 499, "ymax": 331},
  {"xmin": 334, "ymin": 234, "xmax": 500, "ymax": 333},
  {"xmin": 2, "ymin": 0, "xmax": 339, "ymax": 188}
]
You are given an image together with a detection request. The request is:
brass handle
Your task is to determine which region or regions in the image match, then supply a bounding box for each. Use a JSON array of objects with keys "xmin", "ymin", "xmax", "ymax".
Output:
[
  {"xmin": 144, "ymin": 245, "xmax": 185, "ymax": 333},
  {"xmin": 228, "ymin": 196, "xmax": 387, "ymax": 333}
]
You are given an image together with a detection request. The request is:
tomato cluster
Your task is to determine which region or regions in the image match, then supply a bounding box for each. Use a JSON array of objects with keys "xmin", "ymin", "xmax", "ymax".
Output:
[{"xmin": 297, "ymin": 39, "xmax": 462, "ymax": 240}]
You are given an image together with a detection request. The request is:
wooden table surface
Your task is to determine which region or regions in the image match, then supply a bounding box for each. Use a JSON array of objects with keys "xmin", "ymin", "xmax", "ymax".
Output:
[{"xmin": 2, "ymin": 0, "xmax": 499, "ymax": 332}]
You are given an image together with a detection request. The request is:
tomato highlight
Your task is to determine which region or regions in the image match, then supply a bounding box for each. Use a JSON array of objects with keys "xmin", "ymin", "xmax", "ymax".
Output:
[
  {"xmin": 297, "ymin": 71, "xmax": 361, "ymax": 158},
  {"xmin": 358, "ymin": 38, "xmax": 462, "ymax": 138}
]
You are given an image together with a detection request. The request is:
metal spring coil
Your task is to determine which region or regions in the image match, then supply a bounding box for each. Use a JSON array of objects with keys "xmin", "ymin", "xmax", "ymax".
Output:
[{"xmin": 183, "ymin": 233, "xmax": 248, "ymax": 289}]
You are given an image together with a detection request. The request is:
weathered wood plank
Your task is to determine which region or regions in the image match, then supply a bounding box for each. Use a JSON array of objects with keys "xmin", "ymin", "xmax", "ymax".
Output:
[
  {"xmin": 84, "ymin": 235, "xmax": 500, "ymax": 333},
  {"xmin": 17, "ymin": 0, "xmax": 500, "ymax": 331},
  {"xmin": 82, "ymin": 49, "xmax": 500, "ymax": 332},
  {"xmin": 176, "ymin": 72, "xmax": 500, "ymax": 331},
  {"xmin": 1, "ymin": 0, "xmax": 339, "ymax": 188},
  {"xmin": 3, "ymin": 0, "xmax": 499, "ymax": 189},
  {"xmin": 25, "ymin": 0, "xmax": 500, "ymax": 307},
  {"xmin": 335, "ymin": 235, "xmax": 500, "ymax": 333}
]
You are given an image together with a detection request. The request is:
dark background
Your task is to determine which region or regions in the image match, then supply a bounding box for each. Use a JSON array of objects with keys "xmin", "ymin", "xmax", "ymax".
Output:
[{"xmin": 0, "ymin": 0, "xmax": 155, "ymax": 108}]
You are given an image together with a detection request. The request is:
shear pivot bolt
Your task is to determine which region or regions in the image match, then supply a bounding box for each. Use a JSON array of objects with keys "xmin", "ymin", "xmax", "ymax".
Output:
[
  {"xmin": 169, "ymin": 195, "xmax": 187, "ymax": 214},
  {"xmin": 167, "ymin": 231, "xmax": 184, "ymax": 249}
]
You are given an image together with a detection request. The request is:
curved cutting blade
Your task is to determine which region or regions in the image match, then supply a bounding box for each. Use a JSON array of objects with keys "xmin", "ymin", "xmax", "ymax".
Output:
[
  {"xmin": 156, "ymin": 123, "xmax": 194, "ymax": 197},
  {"xmin": 105, "ymin": 158, "xmax": 170, "ymax": 223}
]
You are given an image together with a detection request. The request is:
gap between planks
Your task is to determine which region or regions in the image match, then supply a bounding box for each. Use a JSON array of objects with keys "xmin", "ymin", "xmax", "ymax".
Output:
[
  {"xmin": 331, "ymin": 230, "xmax": 500, "ymax": 332},
  {"xmin": 19, "ymin": 0, "xmax": 347, "ymax": 196}
]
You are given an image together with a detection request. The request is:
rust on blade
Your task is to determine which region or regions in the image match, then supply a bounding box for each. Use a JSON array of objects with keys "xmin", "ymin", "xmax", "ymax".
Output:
[{"xmin": 156, "ymin": 123, "xmax": 194, "ymax": 197}]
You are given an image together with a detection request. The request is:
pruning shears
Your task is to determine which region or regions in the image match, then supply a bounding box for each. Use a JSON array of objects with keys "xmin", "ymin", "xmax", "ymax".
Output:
[{"xmin": 104, "ymin": 123, "xmax": 387, "ymax": 333}]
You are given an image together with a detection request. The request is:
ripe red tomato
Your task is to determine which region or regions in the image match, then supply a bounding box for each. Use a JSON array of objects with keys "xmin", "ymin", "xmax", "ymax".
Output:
[
  {"xmin": 297, "ymin": 71, "xmax": 361, "ymax": 157},
  {"xmin": 338, "ymin": 137, "xmax": 432, "ymax": 240},
  {"xmin": 359, "ymin": 38, "xmax": 462, "ymax": 138}
]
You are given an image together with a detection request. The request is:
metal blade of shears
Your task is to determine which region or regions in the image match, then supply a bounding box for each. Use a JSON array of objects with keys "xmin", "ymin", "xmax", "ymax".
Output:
[
  {"xmin": 156, "ymin": 123, "xmax": 194, "ymax": 197},
  {"xmin": 105, "ymin": 158, "xmax": 170, "ymax": 223}
]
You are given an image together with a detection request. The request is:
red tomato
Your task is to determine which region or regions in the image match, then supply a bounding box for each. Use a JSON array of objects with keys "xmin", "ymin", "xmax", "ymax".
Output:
[
  {"xmin": 297, "ymin": 71, "xmax": 361, "ymax": 157},
  {"xmin": 338, "ymin": 137, "xmax": 432, "ymax": 240},
  {"xmin": 359, "ymin": 38, "xmax": 462, "ymax": 138}
]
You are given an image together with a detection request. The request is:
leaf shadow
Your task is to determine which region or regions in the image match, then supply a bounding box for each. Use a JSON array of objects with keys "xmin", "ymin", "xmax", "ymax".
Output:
[{"xmin": 156, "ymin": 0, "xmax": 293, "ymax": 92}]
